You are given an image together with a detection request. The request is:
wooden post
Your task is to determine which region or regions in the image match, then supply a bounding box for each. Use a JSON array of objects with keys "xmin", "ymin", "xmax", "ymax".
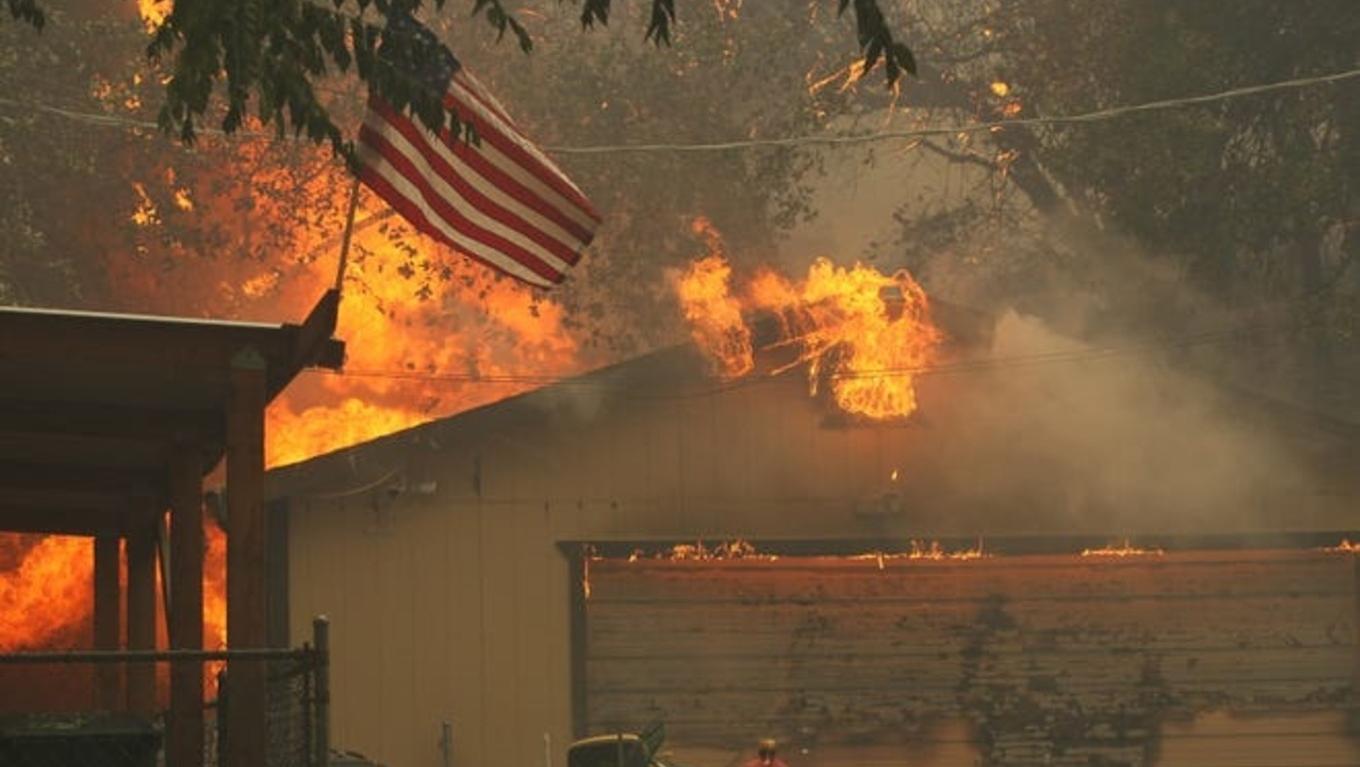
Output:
[
  {"xmin": 565, "ymin": 543, "xmax": 589, "ymax": 739},
  {"xmin": 126, "ymin": 525, "xmax": 158, "ymax": 717},
  {"xmin": 169, "ymin": 447, "xmax": 205, "ymax": 767},
  {"xmin": 226, "ymin": 347, "xmax": 268, "ymax": 767},
  {"xmin": 93, "ymin": 534, "xmax": 122, "ymax": 710},
  {"xmin": 1353, "ymin": 557, "xmax": 1360, "ymax": 731}
]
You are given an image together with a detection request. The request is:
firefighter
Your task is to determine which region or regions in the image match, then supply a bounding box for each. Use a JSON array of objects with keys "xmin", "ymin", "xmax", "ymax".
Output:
[{"xmin": 743, "ymin": 738, "xmax": 789, "ymax": 767}]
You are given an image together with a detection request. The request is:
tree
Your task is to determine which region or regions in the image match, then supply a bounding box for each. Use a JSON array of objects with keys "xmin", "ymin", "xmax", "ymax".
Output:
[
  {"xmin": 0, "ymin": 1, "xmax": 911, "ymax": 357},
  {"xmin": 868, "ymin": 0, "xmax": 1359, "ymax": 412},
  {"xmin": 4, "ymin": 0, "xmax": 915, "ymax": 158}
]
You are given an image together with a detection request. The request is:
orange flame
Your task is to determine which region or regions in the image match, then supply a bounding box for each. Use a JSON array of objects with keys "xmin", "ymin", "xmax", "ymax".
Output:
[
  {"xmin": 676, "ymin": 238, "xmax": 941, "ymax": 419},
  {"xmin": 1320, "ymin": 538, "xmax": 1360, "ymax": 554},
  {"xmin": 203, "ymin": 519, "xmax": 227, "ymax": 693},
  {"xmin": 2, "ymin": 136, "xmax": 587, "ymax": 685},
  {"xmin": 673, "ymin": 254, "xmax": 753, "ymax": 379},
  {"xmin": 136, "ymin": 0, "xmax": 170, "ymax": 32},
  {"xmin": 0, "ymin": 536, "xmax": 92, "ymax": 652}
]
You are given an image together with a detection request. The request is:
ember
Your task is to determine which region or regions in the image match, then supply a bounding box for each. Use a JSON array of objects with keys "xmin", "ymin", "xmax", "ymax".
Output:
[
  {"xmin": 1320, "ymin": 538, "xmax": 1360, "ymax": 554},
  {"xmin": 650, "ymin": 539, "xmax": 776, "ymax": 562},
  {"xmin": 852, "ymin": 538, "xmax": 989, "ymax": 568},
  {"xmin": 675, "ymin": 241, "xmax": 941, "ymax": 419},
  {"xmin": 1080, "ymin": 539, "xmax": 1164, "ymax": 558}
]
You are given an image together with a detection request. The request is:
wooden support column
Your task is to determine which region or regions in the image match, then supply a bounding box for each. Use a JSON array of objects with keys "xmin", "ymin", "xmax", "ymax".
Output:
[
  {"xmin": 168, "ymin": 447, "xmax": 205, "ymax": 767},
  {"xmin": 1353, "ymin": 557, "xmax": 1360, "ymax": 728},
  {"xmin": 125, "ymin": 524, "xmax": 158, "ymax": 717},
  {"xmin": 93, "ymin": 534, "xmax": 122, "ymax": 710},
  {"xmin": 226, "ymin": 347, "xmax": 267, "ymax": 767}
]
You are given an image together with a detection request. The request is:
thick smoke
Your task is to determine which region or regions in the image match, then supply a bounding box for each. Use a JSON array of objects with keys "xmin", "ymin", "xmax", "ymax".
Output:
[{"xmin": 905, "ymin": 307, "xmax": 1314, "ymax": 536}]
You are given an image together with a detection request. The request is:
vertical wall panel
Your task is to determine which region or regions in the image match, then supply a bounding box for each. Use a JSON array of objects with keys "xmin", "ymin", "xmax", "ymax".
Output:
[
  {"xmin": 479, "ymin": 501, "xmax": 519, "ymax": 763},
  {"xmin": 449, "ymin": 499, "xmax": 486, "ymax": 767},
  {"xmin": 407, "ymin": 499, "xmax": 450, "ymax": 767}
]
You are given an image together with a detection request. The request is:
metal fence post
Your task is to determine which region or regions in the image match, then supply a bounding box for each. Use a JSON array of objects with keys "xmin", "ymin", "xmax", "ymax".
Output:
[
  {"xmin": 217, "ymin": 668, "xmax": 229, "ymax": 767},
  {"xmin": 313, "ymin": 615, "xmax": 331, "ymax": 767},
  {"xmin": 440, "ymin": 722, "xmax": 453, "ymax": 767}
]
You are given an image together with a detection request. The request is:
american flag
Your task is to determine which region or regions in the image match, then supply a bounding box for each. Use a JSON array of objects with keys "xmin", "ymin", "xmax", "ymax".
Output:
[{"xmin": 356, "ymin": 13, "xmax": 601, "ymax": 288}]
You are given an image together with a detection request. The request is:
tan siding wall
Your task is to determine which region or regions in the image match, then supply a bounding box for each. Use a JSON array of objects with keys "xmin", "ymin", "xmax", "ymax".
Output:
[{"xmin": 289, "ymin": 494, "xmax": 577, "ymax": 767}]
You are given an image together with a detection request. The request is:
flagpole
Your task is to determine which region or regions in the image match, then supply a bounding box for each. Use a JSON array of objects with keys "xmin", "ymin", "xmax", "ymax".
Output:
[{"xmin": 334, "ymin": 174, "xmax": 362, "ymax": 292}]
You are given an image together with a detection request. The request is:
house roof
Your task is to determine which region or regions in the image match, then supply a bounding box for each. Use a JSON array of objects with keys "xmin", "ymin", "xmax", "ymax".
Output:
[
  {"xmin": 0, "ymin": 291, "xmax": 344, "ymax": 535},
  {"xmin": 267, "ymin": 305, "xmax": 1359, "ymax": 544}
]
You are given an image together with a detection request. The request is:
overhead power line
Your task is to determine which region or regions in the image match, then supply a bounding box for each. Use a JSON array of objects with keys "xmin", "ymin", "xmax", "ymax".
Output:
[
  {"xmin": 546, "ymin": 68, "xmax": 1360, "ymax": 154},
  {"xmin": 302, "ymin": 315, "xmax": 1299, "ymax": 398},
  {"xmin": 0, "ymin": 68, "xmax": 1356, "ymax": 155}
]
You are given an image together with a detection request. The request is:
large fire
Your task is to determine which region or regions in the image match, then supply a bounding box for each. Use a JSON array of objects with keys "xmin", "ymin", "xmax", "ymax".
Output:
[
  {"xmin": 3, "ymin": 124, "xmax": 586, "ymax": 681},
  {"xmin": 0, "ymin": 536, "xmax": 93, "ymax": 653},
  {"xmin": 675, "ymin": 224, "xmax": 941, "ymax": 420}
]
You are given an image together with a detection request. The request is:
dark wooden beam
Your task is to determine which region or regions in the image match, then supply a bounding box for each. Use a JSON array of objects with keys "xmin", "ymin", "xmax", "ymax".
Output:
[
  {"xmin": 0, "ymin": 508, "xmax": 133, "ymax": 537},
  {"xmin": 0, "ymin": 399, "xmax": 220, "ymax": 445},
  {"xmin": 93, "ymin": 534, "xmax": 122, "ymax": 711},
  {"xmin": 291, "ymin": 289, "xmax": 345, "ymax": 371},
  {"xmin": 265, "ymin": 499, "xmax": 291, "ymax": 648},
  {"xmin": 168, "ymin": 447, "xmax": 205, "ymax": 767},
  {"xmin": 1, "ymin": 310, "xmax": 296, "ymax": 375},
  {"xmin": 0, "ymin": 489, "xmax": 140, "ymax": 514},
  {"xmin": 225, "ymin": 348, "xmax": 268, "ymax": 767},
  {"xmin": 1, "ymin": 295, "xmax": 344, "ymax": 404},
  {"xmin": 0, "ymin": 462, "xmax": 163, "ymax": 492},
  {"xmin": 126, "ymin": 524, "xmax": 158, "ymax": 717}
]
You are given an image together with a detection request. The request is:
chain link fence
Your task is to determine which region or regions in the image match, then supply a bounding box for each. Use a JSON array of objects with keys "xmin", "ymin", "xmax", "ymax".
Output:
[{"xmin": 0, "ymin": 618, "xmax": 330, "ymax": 767}]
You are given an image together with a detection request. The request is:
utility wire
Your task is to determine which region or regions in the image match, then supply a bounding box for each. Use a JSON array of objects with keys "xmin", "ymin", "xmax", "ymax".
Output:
[
  {"xmin": 300, "ymin": 315, "xmax": 1298, "ymax": 398},
  {"xmin": 545, "ymin": 67, "xmax": 1360, "ymax": 154},
  {"xmin": 0, "ymin": 67, "xmax": 1356, "ymax": 155}
]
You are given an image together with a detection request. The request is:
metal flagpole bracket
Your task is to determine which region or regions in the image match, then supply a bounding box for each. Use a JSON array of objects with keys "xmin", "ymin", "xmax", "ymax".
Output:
[{"xmin": 334, "ymin": 175, "xmax": 363, "ymax": 293}]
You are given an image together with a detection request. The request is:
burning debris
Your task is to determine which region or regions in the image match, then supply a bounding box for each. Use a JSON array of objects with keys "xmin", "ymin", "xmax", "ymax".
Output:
[
  {"xmin": 1320, "ymin": 538, "xmax": 1360, "ymax": 554},
  {"xmin": 674, "ymin": 223, "xmax": 941, "ymax": 420},
  {"xmin": 1079, "ymin": 539, "xmax": 1165, "ymax": 558},
  {"xmin": 852, "ymin": 538, "xmax": 990, "ymax": 569},
  {"xmin": 645, "ymin": 539, "xmax": 777, "ymax": 562}
]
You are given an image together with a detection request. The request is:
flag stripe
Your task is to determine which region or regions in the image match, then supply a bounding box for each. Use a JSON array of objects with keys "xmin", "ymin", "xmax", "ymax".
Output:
[
  {"xmin": 447, "ymin": 74, "xmax": 599, "ymax": 221},
  {"xmin": 357, "ymin": 136, "xmax": 561, "ymax": 287},
  {"xmin": 368, "ymin": 98, "xmax": 591, "ymax": 255},
  {"xmin": 439, "ymin": 130, "xmax": 595, "ymax": 254},
  {"xmin": 451, "ymin": 71, "xmax": 517, "ymax": 130},
  {"xmin": 444, "ymin": 83, "xmax": 601, "ymax": 225},
  {"xmin": 365, "ymin": 105, "xmax": 579, "ymax": 269},
  {"xmin": 354, "ymin": 25, "xmax": 598, "ymax": 289},
  {"xmin": 359, "ymin": 125, "xmax": 564, "ymax": 283},
  {"xmin": 360, "ymin": 162, "xmax": 554, "ymax": 287},
  {"xmin": 440, "ymin": 93, "xmax": 600, "ymax": 236}
]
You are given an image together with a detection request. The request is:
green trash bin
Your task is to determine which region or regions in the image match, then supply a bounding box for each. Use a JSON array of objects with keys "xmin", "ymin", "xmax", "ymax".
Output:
[{"xmin": 0, "ymin": 713, "xmax": 162, "ymax": 767}]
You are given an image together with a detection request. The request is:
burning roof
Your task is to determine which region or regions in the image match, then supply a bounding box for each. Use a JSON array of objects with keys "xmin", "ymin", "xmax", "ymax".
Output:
[{"xmin": 267, "ymin": 284, "xmax": 1357, "ymax": 546}]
